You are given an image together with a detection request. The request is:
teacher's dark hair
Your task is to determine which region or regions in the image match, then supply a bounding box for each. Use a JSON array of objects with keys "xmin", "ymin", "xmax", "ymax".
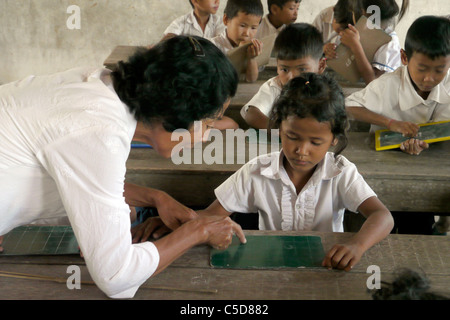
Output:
[{"xmin": 111, "ymin": 36, "xmax": 238, "ymax": 131}]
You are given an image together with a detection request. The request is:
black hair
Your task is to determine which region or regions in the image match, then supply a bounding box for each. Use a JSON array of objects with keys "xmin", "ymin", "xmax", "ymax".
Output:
[
  {"xmin": 111, "ymin": 36, "xmax": 238, "ymax": 132},
  {"xmin": 268, "ymin": 0, "xmax": 301, "ymax": 15},
  {"xmin": 404, "ymin": 15, "xmax": 450, "ymax": 60},
  {"xmin": 269, "ymin": 73, "xmax": 348, "ymax": 156},
  {"xmin": 371, "ymin": 268, "xmax": 449, "ymax": 300},
  {"xmin": 273, "ymin": 23, "xmax": 324, "ymax": 61},
  {"xmin": 334, "ymin": 0, "xmax": 409, "ymax": 27},
  {"xmin": 224, "ymin": 0, "xmax": 264, "ymax": 20}
]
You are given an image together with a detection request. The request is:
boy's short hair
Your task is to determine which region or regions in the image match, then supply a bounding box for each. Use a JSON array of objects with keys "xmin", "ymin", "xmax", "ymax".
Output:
[
  {"xmin": 273, "ymin": 23, "xmax": 324, "ymax": 61},
  {"xmin": 404, "ymin": 15, "xmax": 450, "ymax": 60},
  {"xmin": 268, "ymin": 0, "xmax": 301, "ymax": 14},
  {"xmin": 224, "ymin": 0, "xmax": 264, "ymax": 20}
]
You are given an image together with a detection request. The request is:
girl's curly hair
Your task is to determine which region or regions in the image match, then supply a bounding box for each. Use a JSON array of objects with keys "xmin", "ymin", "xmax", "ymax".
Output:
[{"xmin": 111, "ymin": 36, "xmax": 238, "ymax": 131}]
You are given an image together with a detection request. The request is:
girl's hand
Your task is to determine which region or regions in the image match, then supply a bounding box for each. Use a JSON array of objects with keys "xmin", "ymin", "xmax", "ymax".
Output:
[
  {"xmin": 131, "ymin": 217, "xmax": 171, "ymax": 243},
  {"xmin": 340, "ymin": 24, "xmax": 361, "ymax": 51},
  {"xmin": 400, "ymin": 138, "xmax": 429, "ymax": 155},
  {"xmin": 0, "ymin": 235, "xmax": 3, "ymax": 253},
  {"xmin": 247, "ymin": 39, "xmax": 262, "ymax": 59},
  {"xmin": 322, "ymin": 242, "xmax": 364, "ymax": 271},
  {"xmin": 388, "ymin": 119, "xmax": 420, "ymax": 137},
  {"xmin": 323, "ymin": 43, "xmax": 337, "ymax": 60}
]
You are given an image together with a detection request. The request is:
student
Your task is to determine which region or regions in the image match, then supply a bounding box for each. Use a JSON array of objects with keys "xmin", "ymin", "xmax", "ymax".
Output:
[
  {"xmin": 200, "ymin": 73, "xmax": 394, "ymax": 272},
  {"xmin": 211, "ymin": 0, "xmax": 264, "ymax": 82},
  {"xmin": 161, "ymin": 0, "xmax": 225, "ymax": 41},
  {"xmin": 255, "ymin": 0, "xmax": 300, "ymax": 40},
  {"xmin": 241, "ymin": 23, "xmax": 326, "ymax": 129},
  {"xmin": 346, "ymin": 15, "xmax": 450, "ymax": 156},
  {"xmin": 316, "ymin": 0, "xmax": 409, "ymax": 84}
]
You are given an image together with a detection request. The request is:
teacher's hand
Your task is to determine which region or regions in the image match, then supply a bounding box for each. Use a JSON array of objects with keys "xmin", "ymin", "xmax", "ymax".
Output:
[
  {"xmin": 197, "ymin": 215, "xmax": 246, "ymax": 250},
  {"xmin": 155, "ymin": 191, "xmax": 198, "ymax": 230},
  {"xmin": 0, "ymin": 235, "xmax": 4, "ymax": 253}
]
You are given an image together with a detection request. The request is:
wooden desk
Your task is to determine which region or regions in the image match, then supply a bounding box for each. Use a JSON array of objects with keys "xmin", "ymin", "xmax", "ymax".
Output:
[
  {"xmin": 0, "ymin": 230, "xmax": 448, "ymax": 300},
  {"xmin": 126, "ymin": 132, "xmax": 450, "ymax": 213}
]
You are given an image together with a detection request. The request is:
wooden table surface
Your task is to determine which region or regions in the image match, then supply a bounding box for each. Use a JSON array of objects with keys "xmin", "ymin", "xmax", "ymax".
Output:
[
  {"xmin": 0, "ymin": 230, "xmax": 448, "ymax": 300},
  {"xmin": 126, "ymin": 132, "xmax": 450, "ymax": 213}
]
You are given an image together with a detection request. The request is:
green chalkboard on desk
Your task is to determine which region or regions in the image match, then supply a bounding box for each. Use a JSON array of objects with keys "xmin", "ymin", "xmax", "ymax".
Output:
[
  {"xmin": 210, "ymin": 235, "xmax": 325, "ymax": 269},
  {"xmin": 375, "ymin": 120, "xmax": 450, "ymax": 151}
]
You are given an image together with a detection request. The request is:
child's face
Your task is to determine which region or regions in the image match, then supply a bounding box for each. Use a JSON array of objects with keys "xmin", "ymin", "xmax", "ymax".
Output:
[
  {"xmin": 401, "ymin": 50, "xmax": 450, "ymax": 95},
  {"xmin": 277, "ymin": 56, "xmax": 325, "ymax": 86},
  {"xmin": 224, "ymin": 12, "xmax": 261, "ymax": 46},
  {"xmin": 193, "ymin": 0, "xmax": 220, "ymax": 15},
  {"xmin": 272, "ymin": 1, "xmax": 300, "ymax": 25},
  {"xmin": 332, "ymin": 19, "xmax": 346, "ymax": 34},
  {"xmin": 281, "ymin": 116, "xmax": 337, "ymax": 177}
]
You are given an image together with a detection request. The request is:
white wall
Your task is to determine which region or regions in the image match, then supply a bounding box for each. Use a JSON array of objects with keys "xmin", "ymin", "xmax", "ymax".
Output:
[{"xmin": 0, "ymin": 0, "xmax": 448, "ymax": 84}]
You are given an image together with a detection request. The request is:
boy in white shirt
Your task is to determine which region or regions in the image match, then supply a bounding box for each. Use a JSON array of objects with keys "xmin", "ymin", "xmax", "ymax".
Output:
[
  {"xmin": 161, "ymin": 0, "xmax": 225, "ymax": 41},
  {"xmin": 211, "ymin": 0, "xmax": 264, "ymax": 83},
  {"xmin": 255, "ymin": 0, "xmax": 300, "ymax": 40},
  {"xmin": 199, "ymin": 73, "xmax": 394, "ymax": 272},
  {"xmin": 241, "ymin": 23, "xmax": 326, "ymax": 129},
  {"xmin": 346, "ymin": 15, "xmax": 450, "ymax": 156}
]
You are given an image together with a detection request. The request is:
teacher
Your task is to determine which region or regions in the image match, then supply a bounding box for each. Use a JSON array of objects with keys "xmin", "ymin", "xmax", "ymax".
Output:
[{"xmin": 0, "ymin": 36, "xmax": 246, "ymax": 298}]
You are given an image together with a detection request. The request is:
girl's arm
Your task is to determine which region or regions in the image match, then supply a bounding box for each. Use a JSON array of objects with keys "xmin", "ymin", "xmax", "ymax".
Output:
[
  {"xmin": 197, "ymin": 199, "xmax": 233, "ymax": 217},
  {"xmin": 322, "ymin": 196, "xmax": 394, "ymax": 271}
]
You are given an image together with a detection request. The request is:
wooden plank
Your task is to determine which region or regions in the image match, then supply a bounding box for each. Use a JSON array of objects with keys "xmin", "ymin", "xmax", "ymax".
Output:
[{"xmin": 0, "ymin": 231, "xmax": 448, "ymax": 300}]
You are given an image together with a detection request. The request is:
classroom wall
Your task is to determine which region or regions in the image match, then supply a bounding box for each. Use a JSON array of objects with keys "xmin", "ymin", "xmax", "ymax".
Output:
[{"xmin": 0, "ymin": 0, "xmax": 448, "ymax": 84}]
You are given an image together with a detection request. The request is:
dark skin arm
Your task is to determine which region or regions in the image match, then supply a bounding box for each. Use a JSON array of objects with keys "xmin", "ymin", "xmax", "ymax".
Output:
[{"xmin": 322, "ymin": 196, "xmax": 394, "ymax": 271}]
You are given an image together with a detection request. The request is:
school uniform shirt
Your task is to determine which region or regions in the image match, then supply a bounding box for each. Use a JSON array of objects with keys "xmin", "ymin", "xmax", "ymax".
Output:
[
  {"xmin": 345, "ymin": 65, "xmax": 450, "ymax": 132},
  {"xmin": 372, "ymin": 27, "xmax": 402, "ymax": 73},
  {"xmin": 163, "ymin": 10, "xmax": 225, "ymax": 39},
  {"xmin": 256, "ymin": 14, "xmax": 286, "ymax": 40},
  {"xmin": 240, "ymin": 76, "xmax": 283, "ymax": 119},
  {"xmin": 214, "ymin": 151, "xmax": 376, "ymax": 232},
  {"xmin": 0, "ymin": 67, "xmax": 159, "ymax": 299},
  {"xmin": 312, "ymin": 6, "xmax": 340, "ymax": 45},
  {"xmin": 210, "ymin": 29, "xmax": 234, "ymax": 54}
]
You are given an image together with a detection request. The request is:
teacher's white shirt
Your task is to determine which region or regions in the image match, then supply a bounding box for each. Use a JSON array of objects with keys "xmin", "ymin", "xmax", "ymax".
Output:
[{"xmin": 0, "ymin": 67, "xmax": 159, "ymax": 299}]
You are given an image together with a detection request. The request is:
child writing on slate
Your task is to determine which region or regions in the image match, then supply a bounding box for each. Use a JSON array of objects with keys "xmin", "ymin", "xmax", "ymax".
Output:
[
  {"xmin": 161, "ymin": 0, "xmax": 225, "ymax": 41},
  {"xmin": 211, "ymin": 0, "xmax": 264, "ymax": 82},
  {"xmin": 199, "ymin": 73, "xmax": 394, "ymax": 271},
  {"xmin": 241, "ymin": 23, "xmax": 327, "ymax": 129},
  {"xmin": 346, "ymin": 15, "xmax": 450, "ymax": 156},
  {"xmin": 256, "ymin": 0, "xmax": 301, "ymax": 40},
  {"xmin": 315, "ymin": 0, "xmax": 409, "ymax": 84}
]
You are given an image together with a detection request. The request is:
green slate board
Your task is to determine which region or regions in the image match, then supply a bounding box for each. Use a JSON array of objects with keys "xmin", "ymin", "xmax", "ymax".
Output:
[
  {"xmin": 0, "ymin": 226, "xmax": 79, "ymax": 256},
  {"xmin": 210, "ymin": 235, "xmax": 325, "ymax": 269},
  {"xmin": 375, "ymin": 120, "xmax": 450, "ymax": 151}
]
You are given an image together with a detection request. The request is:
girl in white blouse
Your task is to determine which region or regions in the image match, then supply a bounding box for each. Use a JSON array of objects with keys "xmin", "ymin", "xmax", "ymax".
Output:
[{"xmin": 199, "ymin": 73, "xmax": 394, "ymax": 271}]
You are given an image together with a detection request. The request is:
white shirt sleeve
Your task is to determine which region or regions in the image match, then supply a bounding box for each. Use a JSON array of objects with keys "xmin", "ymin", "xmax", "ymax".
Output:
[
  {"xmin": 335, "ymin": 157, "xmax": 377, "ymax": 213},
  {"xmin": 242, "ymin": 79, "xmax": 279, "ymax": 118},
  {"xmin": 36, "ymin": 125, "xmax": 159, "ymax": 299},
  {"xmin": 164, "ymin": 15, "xmax": 186, "ymax": 36},
  {"xmin": 214, "ymin": 163, "xmax": 259, "ymax": 214},
  {"xmin": 372, "ymin": 33, "xmax": 402, "ymax": 72}
]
